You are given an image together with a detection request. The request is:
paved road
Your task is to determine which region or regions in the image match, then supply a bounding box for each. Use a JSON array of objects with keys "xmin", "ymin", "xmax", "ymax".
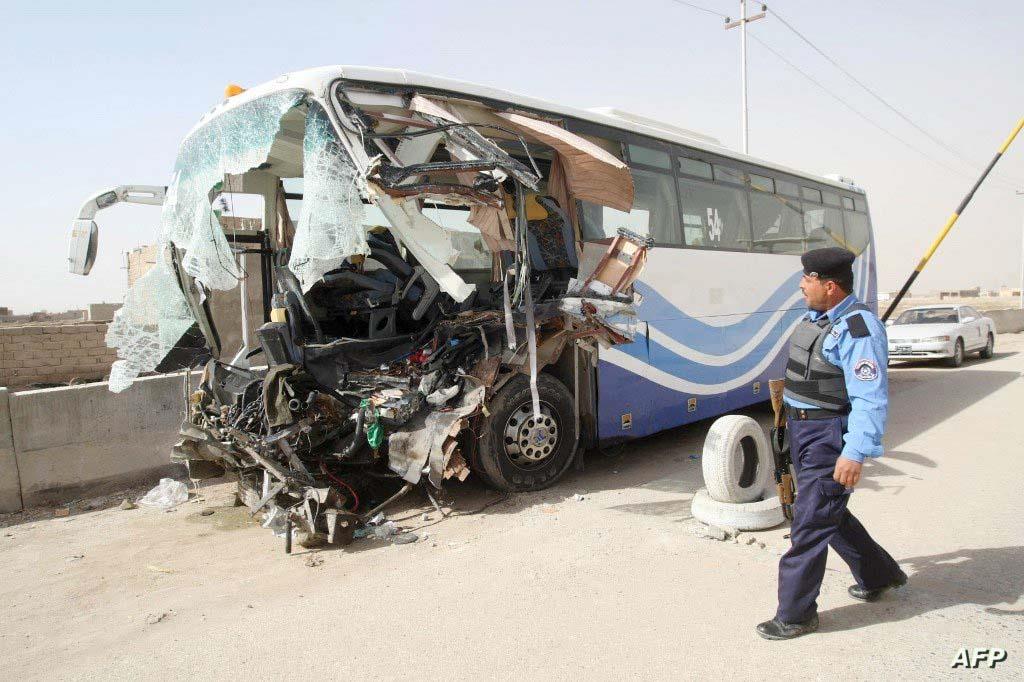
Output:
[{"xmin": 1, "ymin": 335, "xmax": 1022, "ymax": 680}]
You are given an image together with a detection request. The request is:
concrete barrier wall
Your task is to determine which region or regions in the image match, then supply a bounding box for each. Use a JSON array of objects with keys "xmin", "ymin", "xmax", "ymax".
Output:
[
  {"xmin": 1, "ymin": 373, "xmax": 192, "ymax": 511},
  {"xmin": 0, "ymin": 388, "xmax": 22, "ymax": 513},
  {"xmin": 986, "ymin": 308, "xmax": 1024, "ymax": 334}
]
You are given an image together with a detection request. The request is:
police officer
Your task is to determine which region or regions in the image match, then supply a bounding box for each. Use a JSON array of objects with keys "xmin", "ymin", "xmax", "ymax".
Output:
[{"xmin": 756, "ymin": 247, "xmax": 907, "ymax": 640}]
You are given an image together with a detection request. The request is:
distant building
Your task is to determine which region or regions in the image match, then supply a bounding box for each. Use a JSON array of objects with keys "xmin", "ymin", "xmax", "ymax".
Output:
[
  {"xmin": 939, "ymin": 287, "xmax": 981, "ymax": 299},
  {"xmin": 87, "ymin": 302, "xmax": 122, "ymax": 321}
]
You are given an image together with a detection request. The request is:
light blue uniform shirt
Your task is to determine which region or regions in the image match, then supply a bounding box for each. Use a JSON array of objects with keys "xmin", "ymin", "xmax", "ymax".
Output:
[{"xmin": 784, "ymin": 294, "xmax": 888, "ymax": 463}]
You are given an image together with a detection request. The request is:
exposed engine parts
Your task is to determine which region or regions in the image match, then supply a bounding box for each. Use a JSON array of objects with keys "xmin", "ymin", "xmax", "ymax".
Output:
[{"xmin": 122, "ymin": 79, "xmax": 651, "ymax": 549}]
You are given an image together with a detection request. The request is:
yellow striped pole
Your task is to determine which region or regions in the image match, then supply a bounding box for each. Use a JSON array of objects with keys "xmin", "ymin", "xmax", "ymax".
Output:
[{"xmin": 882, "ymin": 117, "xmax": 1024, "ymax": 321}]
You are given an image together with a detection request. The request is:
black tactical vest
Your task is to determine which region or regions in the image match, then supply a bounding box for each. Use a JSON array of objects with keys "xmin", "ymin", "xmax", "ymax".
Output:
[{"xmin": 784, "ymin": 302, "xmax": 872, "ymax": 411}]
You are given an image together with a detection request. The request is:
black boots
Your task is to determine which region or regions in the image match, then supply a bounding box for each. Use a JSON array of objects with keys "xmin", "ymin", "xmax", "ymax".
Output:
[
  {"xmin": 755, "ymin": 614, "xmax": 819, "ymax": 640},
  {"xmin": 848, "ymin": 570, "xmax": 908, "ymax": 602}
]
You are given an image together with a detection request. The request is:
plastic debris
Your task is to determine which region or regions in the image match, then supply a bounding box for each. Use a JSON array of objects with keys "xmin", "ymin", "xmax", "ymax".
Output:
[
  {"xmin": 363, "ymin": 399, "xmax": 384, "ymax": 450},
  {"xmin": 371, "ymin": 521, "xmax": 399, "ymax": 539},
  {"xmin": 425, "ymin": 384, "xmax": 460, "ymax": 406},
  {"xmin": 392, "ymin": 532, "xmax": 419, "ymax": 545},
  {"xmin": 137, "ymin": 478, "xmax": 189, "ymax": 509},
  {"xmin": 354, "ymin": 513, "xmax": 400, "ymax": 540},
  {"xmin": 118, "ymin": 499, "xmax": 138, "ymax": 510}
]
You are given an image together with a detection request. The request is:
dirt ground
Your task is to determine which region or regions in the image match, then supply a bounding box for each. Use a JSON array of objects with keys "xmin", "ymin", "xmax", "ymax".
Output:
[{"xmin": 2, "ymin": 335, "xmax": 1023, "ymax": 680}]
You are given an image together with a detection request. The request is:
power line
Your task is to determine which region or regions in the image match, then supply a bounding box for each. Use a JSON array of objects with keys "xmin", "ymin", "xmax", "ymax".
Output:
[
  {"xmin": 666, "ymin": 0, "xmax": 728, "ymax": 19},
  {"xmin": 748, "ymin": 34, "xmax": 1006, "ymax": 183},
  {"xmin": 767, "ymin": 5, "xmax": 1024, "ymax": 186}
]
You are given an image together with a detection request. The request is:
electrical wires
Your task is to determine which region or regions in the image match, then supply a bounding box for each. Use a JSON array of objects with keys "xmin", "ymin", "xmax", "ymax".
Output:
[
  {"xmin": 765, "ymin": 4, "xmax": 1024, "ymax": 187},
  {"xmin": 749, "ymin": 33, "xmax": 977, "ymax": 180},
  {"xmin": 662, "ymin": 0, "xmax": 1023, "ymax": 188},
  {"xmin": 666, "ymin": 0, "xmax": 728, "ymax": 18}
]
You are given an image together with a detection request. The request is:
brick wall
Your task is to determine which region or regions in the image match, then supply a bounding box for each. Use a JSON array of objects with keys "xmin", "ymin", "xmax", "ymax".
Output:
[{"xmin": 0, "ymin": 323, "xmax": 117, "ymax": 390}]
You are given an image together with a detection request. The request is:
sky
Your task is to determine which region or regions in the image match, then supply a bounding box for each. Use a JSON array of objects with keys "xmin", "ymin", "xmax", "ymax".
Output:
[{"xmin": 2, "ymin": 0, "xmax": 1023, "ymax": 314}]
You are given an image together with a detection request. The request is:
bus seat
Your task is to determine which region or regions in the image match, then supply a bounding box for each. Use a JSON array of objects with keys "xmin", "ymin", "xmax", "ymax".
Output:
[{"xmin": 525, "ymin": 195, "xmax": 578, "ymax": 272}]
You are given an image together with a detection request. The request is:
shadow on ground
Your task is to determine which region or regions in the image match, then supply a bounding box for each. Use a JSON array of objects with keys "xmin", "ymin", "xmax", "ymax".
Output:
[{"xmin": 822, "ymin": 546, "xmax": 1024, "ymax": 631}]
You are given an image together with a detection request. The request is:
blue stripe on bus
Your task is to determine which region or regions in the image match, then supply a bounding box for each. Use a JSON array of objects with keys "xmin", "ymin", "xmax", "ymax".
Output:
[
  {"xmin": 597, "ymin": 347, "xmax": 788, "ymax": 443},
  {"xmin": 595, "ymin": 249, "xmax": 875, "ymax": 443},
  {"xmin": 634, "ymin": 270, "xmax": 803, "ymax": 330},
  {"xmin": 614, "ymin": 307, "xmax": 805, "ymax": 384}
]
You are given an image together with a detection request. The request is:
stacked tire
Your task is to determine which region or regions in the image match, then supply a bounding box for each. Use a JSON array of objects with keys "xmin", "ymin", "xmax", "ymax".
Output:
[{"xmin": 691, "ymin": 415, "xmax": 785, "ymax": 531}]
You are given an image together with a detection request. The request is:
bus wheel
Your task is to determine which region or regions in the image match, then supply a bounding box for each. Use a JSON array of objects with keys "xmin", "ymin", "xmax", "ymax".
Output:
[{"xmin": 476, "ymin": 373, "xmax": 577, "ymax": 492}]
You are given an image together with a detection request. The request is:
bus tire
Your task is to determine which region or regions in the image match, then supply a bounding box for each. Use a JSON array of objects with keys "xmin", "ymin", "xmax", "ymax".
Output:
[
  {"xmin": 691, "ymin": 488, "xmax": 785, "ymax": 531},
  {"xmin": 701, "ymin": 414, "xmax": 773, "ymax": 503},
  {"xmin": 476, "ymin": 373, "xmax": 577, "ymax": 492}
]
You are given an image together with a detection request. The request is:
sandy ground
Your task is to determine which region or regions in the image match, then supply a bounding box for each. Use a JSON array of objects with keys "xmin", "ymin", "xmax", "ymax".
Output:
[{"xmin": 2, "ymin": 335, "xmax": 1023, "ymax": 680}]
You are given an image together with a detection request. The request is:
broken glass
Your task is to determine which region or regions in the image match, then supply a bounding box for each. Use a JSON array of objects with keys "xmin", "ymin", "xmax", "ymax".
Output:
[
  {"xmin": 160, "ymin": 89, "xmax": 305, "ymax": 290},
  {"xmin": 106, "ymin": 91, "xmax": 306, "ymax": 392},
  {"xmin": 288, "ymin": 102, "xmax": 370, "ymax": 291},
  {"xmin": 105, "ymin": 252, "xmax": 197, "ymax": 392}
]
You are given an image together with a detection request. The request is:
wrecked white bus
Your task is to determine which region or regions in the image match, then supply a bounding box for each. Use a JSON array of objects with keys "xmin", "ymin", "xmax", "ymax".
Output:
[{"xmin": 68, "ymin": 66, "xmax": 875, "ymax": 546}]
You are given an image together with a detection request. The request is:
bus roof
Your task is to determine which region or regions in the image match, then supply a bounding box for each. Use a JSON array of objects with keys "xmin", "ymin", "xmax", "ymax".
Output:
[{"xmin": 198, "ymin": 65, "xmax": 866, "ymax": 195}]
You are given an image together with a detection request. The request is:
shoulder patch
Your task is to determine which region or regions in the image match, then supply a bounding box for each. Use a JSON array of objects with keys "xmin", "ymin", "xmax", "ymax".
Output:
[
  {"xmin": 854, "ymin": 358, "xmax": 879, "ymax": 381},
  {"xmin": 846, "ymin": 313, "xmax": 870, "ymax": 338}
]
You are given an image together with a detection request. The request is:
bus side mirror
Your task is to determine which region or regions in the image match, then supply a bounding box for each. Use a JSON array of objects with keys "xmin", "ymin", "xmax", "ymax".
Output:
[{"xmin": 68, "ymin": 219, "xmax": 99, "ymax": 275}]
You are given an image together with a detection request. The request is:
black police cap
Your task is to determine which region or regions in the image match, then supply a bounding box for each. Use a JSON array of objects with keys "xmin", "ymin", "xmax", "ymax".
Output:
[{"xmin": 801, "ymin": 247, "xmax": 855, "ymax": 279}]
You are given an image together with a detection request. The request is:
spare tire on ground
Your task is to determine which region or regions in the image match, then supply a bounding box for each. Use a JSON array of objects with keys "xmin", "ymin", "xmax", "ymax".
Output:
[
  {"xmin": 701, "ymin": 414, "xmax": 773, "ymax": 503},
  {"xmin": 690, "ymin": 488, "xmax": 785, "ymax": 531}
]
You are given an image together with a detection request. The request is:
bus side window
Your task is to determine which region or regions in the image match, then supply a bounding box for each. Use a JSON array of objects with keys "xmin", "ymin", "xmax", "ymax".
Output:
[
  {"xmin": 677, "ymin": 177, "xmax": 751, "ymax": 251},
  {"xmin": 579, "ymin": 167, "xmax": 680, "ymax": 244},
  {"xmin": 842, "ymin": 210, "xmax": 870, "ymax": 254},
  {"xmin": 803, "ymin": 205, "xmax": 846, "ymax": 251},
  {"xmin": 750, "ymin": 191, "xmax": 805, "ymax": 254}
]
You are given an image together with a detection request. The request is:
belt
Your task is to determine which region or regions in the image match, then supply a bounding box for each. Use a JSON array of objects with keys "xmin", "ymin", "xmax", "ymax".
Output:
[{"xmin": 785, "ymin": 406, "xmax": 847, "ymax": 421}]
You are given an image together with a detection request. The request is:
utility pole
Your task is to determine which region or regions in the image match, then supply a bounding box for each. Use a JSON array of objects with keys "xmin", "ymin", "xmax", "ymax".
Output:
[
  {"xmin": 1018, "ymin": 191, "xmax": 1024, "ymax": 309},
  {"xmin": 725, "ymin": 2, "xmax": 766, "ymax": 154}
]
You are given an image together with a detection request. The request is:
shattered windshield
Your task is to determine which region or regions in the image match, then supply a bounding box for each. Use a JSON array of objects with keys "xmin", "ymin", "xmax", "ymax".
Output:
[
  {"xmin": 107, "ymin": 90, "xmax": 309, "ymax": 391},
  {"xmin": 163, "ymin": 90, "xmax": 307, "ymax": 290},
  {"xmin": 105, "ymin": 247, "xmax": 196, "ymax": 392},
  {"xmin": 288, "ymin": 101, "xmax": 370, "ymax": 291},
  {"xmin": 418, "ymin": 203, "xmax": 492, "ymax": 271}
]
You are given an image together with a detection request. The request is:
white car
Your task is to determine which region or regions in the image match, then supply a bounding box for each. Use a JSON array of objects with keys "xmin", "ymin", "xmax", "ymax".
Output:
[{"xmin": 886, "ymin": 304, "xmax": 996, "ymax": 367}]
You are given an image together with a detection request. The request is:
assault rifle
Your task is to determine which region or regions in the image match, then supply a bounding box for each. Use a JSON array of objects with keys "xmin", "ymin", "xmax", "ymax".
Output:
[{"xmin": 768, "ymin": 379, "xmax": 795, "ymax": 520}]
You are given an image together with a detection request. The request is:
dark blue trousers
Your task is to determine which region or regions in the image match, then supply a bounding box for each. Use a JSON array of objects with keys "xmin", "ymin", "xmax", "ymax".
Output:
[{"xmin": 775, "ymin": 416, "xmax": 902, "ymax": 623}]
